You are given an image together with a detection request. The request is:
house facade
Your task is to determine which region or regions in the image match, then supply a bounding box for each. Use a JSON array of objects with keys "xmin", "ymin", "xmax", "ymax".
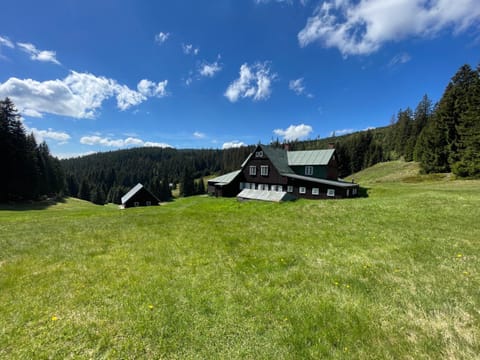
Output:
[
  {"xmin": 208, "ymin": 144, "xmax": 359, "ymax": 200},
  {"xmin": 120, "ymin": 183, "xmax": 160, "ymax": 208}
]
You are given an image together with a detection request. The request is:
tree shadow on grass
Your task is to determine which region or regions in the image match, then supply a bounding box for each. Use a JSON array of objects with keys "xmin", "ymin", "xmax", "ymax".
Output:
[{"xmin": 0, "ymin": 196, "xmax": 66, "ymax": 211}]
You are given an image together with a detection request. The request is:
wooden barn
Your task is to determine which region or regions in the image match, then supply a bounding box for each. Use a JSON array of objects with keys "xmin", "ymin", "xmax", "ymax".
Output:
[
  {"xmin": 120, "ymin": 183, "xmax": 159, "ymax": 208},
  {"xmin": 208, "ymin": 144, "xmax": 359, "ymax": 201}
]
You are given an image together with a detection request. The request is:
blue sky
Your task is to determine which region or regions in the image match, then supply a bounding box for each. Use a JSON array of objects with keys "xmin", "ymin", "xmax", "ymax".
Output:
[{"xmin": 1, "ymin": 0, "xmax": 479, "ymax": 158}]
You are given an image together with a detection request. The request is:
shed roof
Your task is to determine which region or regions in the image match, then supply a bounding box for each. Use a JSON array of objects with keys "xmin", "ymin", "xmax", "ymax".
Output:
[
  {"xmin": 287, "ymin": 149, "xmax": 335, "ymax": 166},
  {"xmin": 208, "ymin": 170, "xmax": 241, "ymax": 186},
  {"xmin": 237, "ymin": 189, "xmax": 296, "ymax": 202}
]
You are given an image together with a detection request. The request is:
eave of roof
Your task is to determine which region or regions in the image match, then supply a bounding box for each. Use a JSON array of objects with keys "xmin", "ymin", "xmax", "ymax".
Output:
[
  {"xmin": 208, "ymin": 170, "xmax": 241, "ymax": 185},
  {"xmin": 284, "ymin": 173, "xmax": 359, "ymax": 188},
  {"xmin": 121, "ymin": 183, "xmax": 144, "ymax": 204}
]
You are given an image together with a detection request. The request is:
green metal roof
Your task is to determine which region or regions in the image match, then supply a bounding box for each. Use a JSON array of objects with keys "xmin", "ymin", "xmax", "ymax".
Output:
[
  {"xmin": 208, "ymin": 170, "xmax": 241, "ymax": 185},
  {"xmin": 261, "ymin": 146, "xmax": 295, "ymax": 175},
  {"xmin": 287, "ymin": 149, "xmax": 335, "ymax": 166}
]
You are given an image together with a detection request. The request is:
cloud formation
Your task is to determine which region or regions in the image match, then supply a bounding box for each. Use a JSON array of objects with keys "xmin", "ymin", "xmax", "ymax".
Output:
[
  {"xmin": 193, "ymin": 131, "xmax": 206, "ymax": 139},
  {"xmin": 182, "ymin": 43, "xmax": 199, "ymax": 55},
  {"xmin": 0, "ymin": 35, "xmax": 14, "ymax": 48},
  {"xmin": 0, "ymin": 72, "xmax": 169, "ymax": 119},
  {"xmin": 17, "ymin": 42, "xmax": 60, "ymax": 64},
  {"xmin": 298, "ymin": 0, "xmax": 480, "ymax": 56},
  {"xmin": 224, "ymin": 62, "xmax": 276, "ymax": 102},
  {"xmin": 155, "ymin": 32, "xmax": 170, "ymax": 44},
  {"xmin": 80, "ymin": 135, "xmax": 172, "ymax": 148},
  {"xmin": 199, "ymin": 61, "xmax": 222, "ymax": 77},
  {"xmin": 273, "ymin": 124, "xmax": 313, "ymax": 141},
  {"xmin": 222, "ymin": 140, "xmax": 247, "ymax": 149},
  {"xmin": 289, "ymin": 77, "xmax": 314, "ymax": 98},
  {"xmin": 29, "ymin": 127, "xmax": 71, "ymax": 144}
]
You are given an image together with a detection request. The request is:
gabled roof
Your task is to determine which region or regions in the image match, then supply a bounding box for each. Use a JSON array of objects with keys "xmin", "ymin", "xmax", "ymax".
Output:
[
  {"xmin": 208, "ymin": 170, "xmax": 241, "ymax": 186},
  {"xmin": 242, "ymin": 145, "xmax": 335, "ymax": 176},
  {"xmin": 121, "ymin": 183, "xmax": 159, "ymax": 204},
  {"xmin": 287, "ymin": 149, "xmax": 335, "ymax": 166}
]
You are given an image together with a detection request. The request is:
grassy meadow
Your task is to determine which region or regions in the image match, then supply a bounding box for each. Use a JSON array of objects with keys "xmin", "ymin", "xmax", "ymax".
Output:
[{"xmin": 1, "ymin": 162, "xmax": 479, "ymax": 359}]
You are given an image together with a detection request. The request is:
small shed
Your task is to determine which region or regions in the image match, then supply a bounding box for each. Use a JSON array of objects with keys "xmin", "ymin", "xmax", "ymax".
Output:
[
  {"xmin": 207, "ymin": 170, "xmax": 242, "ymax": 197},
  {"xmin": 120, "ymin": 183, "xmax": 159, "ymax": 209}
]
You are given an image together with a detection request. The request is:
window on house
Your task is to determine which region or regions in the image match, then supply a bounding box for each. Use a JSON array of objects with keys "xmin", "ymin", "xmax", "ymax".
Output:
[
  {"xmin": 299, "ymin": 187, "xmax": 306, "ymax": 194},
  {"xmin": 327, "ymin": 189, "xmax": 335, "ymax": 197},
  {"xmin": 312, "ymin": 188, "xmax": 319, "ymax": 195},
  {"xmin": 277, "ymin": 185, "xmax": 283, "ymax": 192},
  {"xmin": 261, "ymin": 165, "xmax": 269, "ymax": 176},
  {"xmin": 255, "ymin": 151, "xmax": 264, "ymax": 158},
  {"xmin": 134, "ymin": 201, "xmax": 140, "ymax": 207},
  {"xmin": 305, "ymin": 166, "xmax": 314, "ymax": 176},
  {"xmin": 353, "ymin": 188, "xmax": 357, "ymax": 195},
  {"xmin": 271, "ymin": 185, "xmax": 276, "ymax": 191},
  {"xmin": 287, "ymin": 186, "xmax": 293, "ymax": 193},
  {"xmin": 146, "ymin": 201, "xmax": 151, "ymax": 206},
  {"xmin": 249, "ymin": 166, "xmax": 256, "ymax": 176},
  {"xmin": 258, "ymin": 184, "xmax": 264, "ymax": 190},
  {"xmin": 346, "ymin": 189, "xmax": 350, "ymax": 197}
]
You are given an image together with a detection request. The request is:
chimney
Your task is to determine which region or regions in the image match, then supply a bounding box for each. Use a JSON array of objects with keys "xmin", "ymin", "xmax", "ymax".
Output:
[{"xmin": 284, "ymin": 143, "xmax": 290, "ymax": 151}]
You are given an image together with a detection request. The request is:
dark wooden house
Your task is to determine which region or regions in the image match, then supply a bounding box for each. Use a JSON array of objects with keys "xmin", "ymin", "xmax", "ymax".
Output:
[
  {"xmin": 120, "ymin": 183, "xmax": 159, "ymax": 208},
  {"xmin": 208, "ymin": 144, "xmax": 359, "ymax": 200}
]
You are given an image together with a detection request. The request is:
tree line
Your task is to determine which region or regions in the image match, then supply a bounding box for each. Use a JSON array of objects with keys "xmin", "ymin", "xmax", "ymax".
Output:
[{"xmin": 0, "ymin": 98, "xmax": 64, "ymax": 202}]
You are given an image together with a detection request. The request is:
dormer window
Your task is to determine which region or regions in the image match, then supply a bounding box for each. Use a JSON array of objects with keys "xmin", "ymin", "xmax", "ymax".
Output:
[
  {"xmin": 255, "ymin": 150, "xmax": 264, "ymax": 158},
  {"xmin": 305, "ymin": 166, "xmax": 314, "ymax": 176}
]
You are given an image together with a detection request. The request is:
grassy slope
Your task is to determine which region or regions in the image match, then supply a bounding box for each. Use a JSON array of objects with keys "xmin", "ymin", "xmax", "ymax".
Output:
[{"xmin": 1, "ymin": 164, "xmax": 479, "ymax": 359}]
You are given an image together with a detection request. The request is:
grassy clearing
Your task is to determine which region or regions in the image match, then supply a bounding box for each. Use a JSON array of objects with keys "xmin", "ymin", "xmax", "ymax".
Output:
[{"xmin": 1, "ymin": 165, "xmax": 479, "ymax": 359}]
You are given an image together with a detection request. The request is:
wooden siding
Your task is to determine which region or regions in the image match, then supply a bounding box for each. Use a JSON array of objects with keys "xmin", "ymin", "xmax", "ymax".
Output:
[
  {"xmin": 123, "ymin": 187, "xmax": 159, "ymax": 208},
  {"xmin": 242, "ymin": 154, "xmax": 288, "ymax": 186}
]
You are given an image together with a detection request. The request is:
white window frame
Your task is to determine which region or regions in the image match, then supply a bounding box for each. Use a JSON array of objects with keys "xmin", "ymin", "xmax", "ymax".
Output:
[
  {"xmin": 287, "ymin": 186, "xmax": 293, "ymax": 193},
  {"xmin": 146, "ymin": 201, "xmax": 151, "ymax": 206},
  {"xmin": 271, "ymin": 185, "xmax": 276, "ymax": 191},
  {"xmin": 346, "ymin": 189, "xmax": 350, "ymax": 197},
  {"xmin": 255, "ymin": 151, "xmax": 263, "ymax": 158},
  {"xmin": 249, "ymin": 166, "xmax": 256, "ymax": 176},
  {"xmin": 312, "ymin": 188, "xmax": 319, "ymax": 195},
  {"xmin": 134, "ymin": 201, "xmax": 140, "ymax": 207},
  {"xmin": 258, "ymin": 184, "xmax": 264, "ymax": 190},
  {"xmin": 299, "ymin": 187, "xmax": 306, "ymax": 194},
  {"xmin": 327, "ymin": 189, "xmax": 335, "ymax": 197},
  {"xmin": 305, "ymin": 166, "xmax": 314, "ymax": 176},
  {"xmin": 260, "ymin": 165, "xmax": 269, "ymax": 176},
  {"xmin": 277, "ymin": 185, "xmax": 283, "ymax": 192}
]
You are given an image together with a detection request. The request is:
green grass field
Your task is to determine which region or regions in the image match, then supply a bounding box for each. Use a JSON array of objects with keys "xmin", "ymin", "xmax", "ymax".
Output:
[{"xmin": 1, "ymin": 162, "xmax": 479, "ymax": 359}]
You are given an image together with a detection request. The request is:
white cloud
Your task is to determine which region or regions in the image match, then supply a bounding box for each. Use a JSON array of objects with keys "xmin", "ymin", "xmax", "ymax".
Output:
[
  {"xmin": 273, "ymin": 124, "xmax": 313, "ymax": 141},
  {"xmin": 55, "ymin": 151, "xmax": 96, "ymax": 159},
  {"xmin": 255, "ymin": 0, "xmax": 308, "ymax": 5},
  {"xmin": 155, "ymin": 32, "xmax": 170, "ymax": 44},
  {"xmin": 298, "ymin": 0, "xmax": 480, "ymax": 56},
  {"xmin": 225, "ymin": 62, "xmax": 276, "ymax": 102},
  {"xmin": 80, "ymin": 135, "xmax": 172, "ymax": 148},
  {"xmin": 182, "ymin": 43, "xmax": 199, "ymax": 55},
  {"xmin": 28, "ymin": 127, "xmax": 71, "ymax": 144},
  {"xmin": 137, "ymin": 79, "xmax": 168, "ymax": 97},
  {"xmin": 0, "ymin": 35, "xmax": 14, "ymax": 48},
  {"xmin": 289, "ymin": 77, "xmax": 314, "ymax": 98},
  {"xmin": 199, "ymin": 61, "xmax": 222, "ymax": 77},
  {"xmin": 193, "ymin": 131, "xmax": 206, "ymax": 139},
  {"xmin": 17, "ymin": 42, "xmax": 60, "ymax": 65},
  {"xmin": 0, "ymin": 72, "xmax": 169, "ymax": 119},
  {"xmin": 389, "ymin": 52, "xmax": 411, "ymax": 67},
  {"xmin": 329, "ymin": 128, "xmax": 355, "ymax": 137},
  {"xmin": 222, "ymin": 140, "xmax": 247, "ymax": 149}
]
